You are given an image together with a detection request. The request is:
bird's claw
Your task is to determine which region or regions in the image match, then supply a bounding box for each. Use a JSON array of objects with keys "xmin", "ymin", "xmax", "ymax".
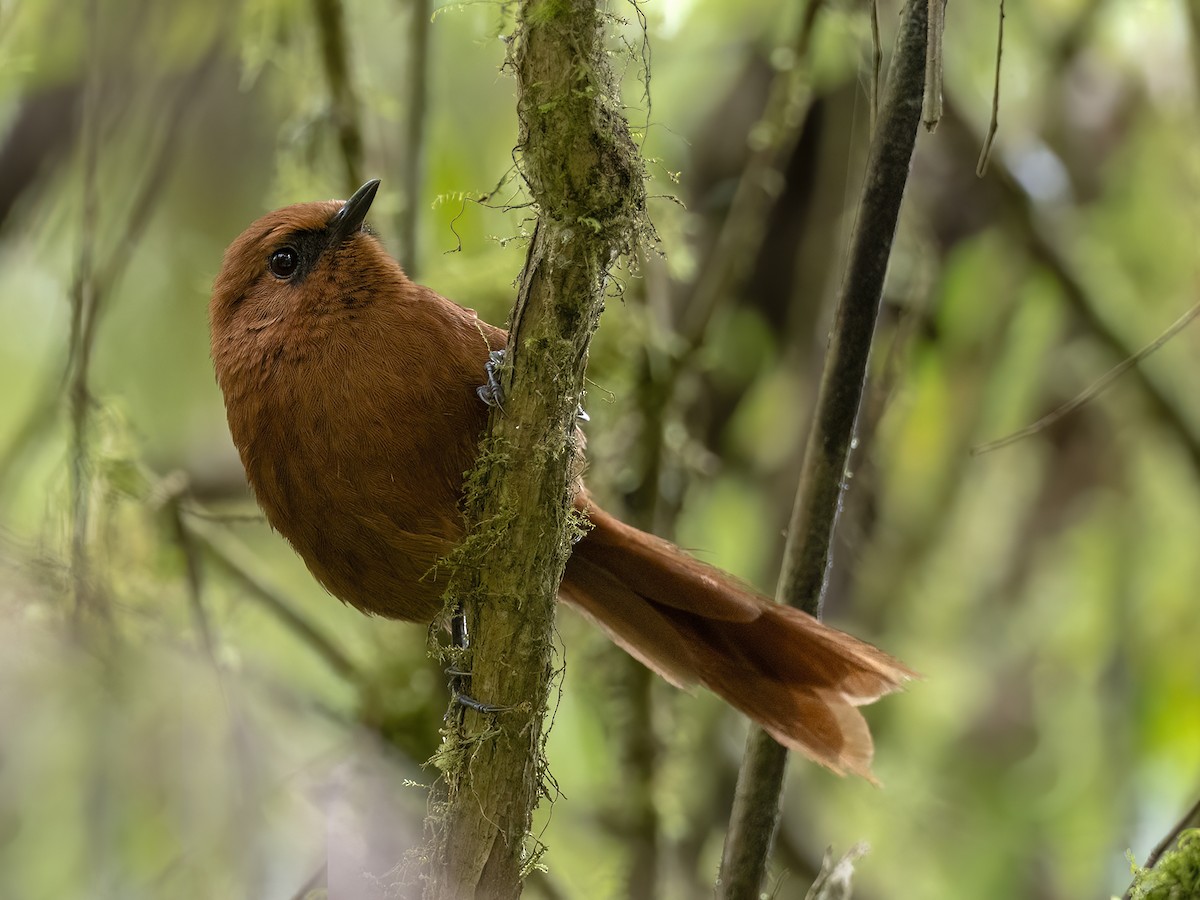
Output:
[
  {"xmin": 452, "ymin": 692, "xmax": 505, "ymax": 715},
  {"xmin": 445, "ymin": 606, "xmax": 505, "ymax": 715},
  {"xmin": 475, "ymin": 347, "xmax": 589, "ymax": 422},
  {"xmin": 476, "ymin": 349, "xmax": 507, "ymax": 410}
]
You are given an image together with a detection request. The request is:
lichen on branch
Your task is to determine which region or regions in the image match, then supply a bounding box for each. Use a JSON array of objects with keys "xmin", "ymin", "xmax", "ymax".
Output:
[{"xmin": 420, "ymin": 2, "xmax": 649, "ymax": 899}]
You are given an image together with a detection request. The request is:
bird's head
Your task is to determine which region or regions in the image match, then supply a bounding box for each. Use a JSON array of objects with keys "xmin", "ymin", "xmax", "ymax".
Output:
[{"xmin": 210, "ymin": 179, "xmax": 401, "ymax": 340}]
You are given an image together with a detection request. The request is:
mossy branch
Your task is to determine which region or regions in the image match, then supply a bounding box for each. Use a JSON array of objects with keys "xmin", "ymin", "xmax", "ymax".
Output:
[
  {"xmin": 717, "ymin": 0, "xmax": 929, "ymax": 896},
  {"xmin": 1124, "ymin": 798, "xmax": 1200, "ymax": 900},
  {"xmin": 420, "ymin": 2, "xmax": 647, "ymax": 898}
]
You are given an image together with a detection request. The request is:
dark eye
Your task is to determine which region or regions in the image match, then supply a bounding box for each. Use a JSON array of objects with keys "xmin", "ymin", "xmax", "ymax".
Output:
[{"xmin": 268, "ymin": 247, "xmax": 299, "ymax": 279}]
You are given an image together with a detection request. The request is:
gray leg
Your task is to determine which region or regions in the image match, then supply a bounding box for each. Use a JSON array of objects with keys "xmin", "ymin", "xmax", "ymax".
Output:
[
  {"xmin": 476, "ymin": 349, "xmax": 507, "ymax": 409},
  {"xmin": 476, "ymin": 346, "xmax": 590, "ymax": 422}
]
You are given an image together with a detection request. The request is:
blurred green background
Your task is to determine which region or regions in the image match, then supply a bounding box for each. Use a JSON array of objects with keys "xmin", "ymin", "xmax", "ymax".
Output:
[{"xmin": 1, "ymin": 0, "xmax": 1198, "ymax": 897}]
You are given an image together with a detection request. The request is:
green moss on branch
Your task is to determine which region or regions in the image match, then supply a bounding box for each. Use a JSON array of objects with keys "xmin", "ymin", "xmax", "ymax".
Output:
[{"xmin": 420, "ymin": 2, "xmax": 649, "ymax": 898}]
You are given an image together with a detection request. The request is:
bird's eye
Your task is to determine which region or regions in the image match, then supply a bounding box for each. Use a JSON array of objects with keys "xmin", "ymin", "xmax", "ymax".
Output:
[{"xmin": 268, "ymin": 247, "xmax": 299, "ymax": 279}]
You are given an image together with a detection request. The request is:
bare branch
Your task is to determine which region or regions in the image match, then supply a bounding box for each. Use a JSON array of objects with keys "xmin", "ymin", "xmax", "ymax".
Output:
[
  {"xmin": 973, "ymin": 299, "xmax": 1200, "ymax": 454},
  {"xmin": 976, "ymin": 0, "xmax": 1005, "ymax": 176},
  {"xmin": 310, "ymin": 0, "xmax": 365, "ymax": 192},
  {"xmin": 183, "ymin": 511, "xmax": 362, "ymax": 685},
  {"xmin": 677, "ymin": 0, "xmax": 826, "ymax": 347},
  {"xmin": 947, "ymin": 102, "xmax": 1200, "ymax": 474},
  {"xmin": 870, "ymin": 0, "xmax": 882, "ymax": 135},
  {"xmin": 719, "ymin": 0, "xmax": 930, "ymax": 894},
  {"xmin": 66, "ymin": 33, "xmax": 224, "ymax": 620},
  {"xmin": 399, "ymin": 0, "xmax": 431, "ymax": 275},
  {"xmin": 922, "ymin": 0, "xmax": 945, "ymax": 131},
  {"xmin": 67, "ymin": 0, "xmax": 103, "ymax": 618}
]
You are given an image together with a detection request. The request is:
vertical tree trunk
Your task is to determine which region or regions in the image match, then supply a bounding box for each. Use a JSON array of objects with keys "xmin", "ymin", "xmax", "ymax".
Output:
[{"xmin": 421, "ymin": 2, "xmax": 648, "ymax": 898}]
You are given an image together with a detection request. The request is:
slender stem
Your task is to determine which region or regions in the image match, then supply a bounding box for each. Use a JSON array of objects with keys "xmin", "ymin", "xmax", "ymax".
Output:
[
  {"xmin": 66, "ymin": 34, "xmax": 223, "ymax": 619},
  {"xmin": 68, "ymin": 0, "xmax": 102, "ymax": 618},
  {"xmin": 782, "ymin": 0, "xmax": 928, "ymax": 630},
  {"xmin": 870, "ymin": 0, "xmax": 882, "ymax": 135},
  {"xmin": 922, "ymin": 0, "xmax": 944, "ymax": 131},
  {"xmin": 310, "ymin": 0, "xmax": 364, "ymax": 192},
  {"xmin": 976, "ymin": 0, "xmax": 1005, "ymax": 176},
  {"xmin": 613, "ymin": 383, "xmax": 665, "ymax": 899},
  {"xmin": 2, "ymin": 45, "xmax": 223, "ymax": 512},
  {"xmin": 1144, "ymin": 796, "xmax": 1200, "ymax": 869},
  {"xmin": 618, "ymin": 8, "xmax": 828, "ymax": 884},
  {"xmin": 168, "ymin": 498, "xmax": 215, "ymax": 658},
  {"xmin": 718, "ymin": 730, "xmax": 791, "ymax": 899},
  {"xmin": 400, "ymin": 0, "xmax": 430, "ymax": 275},
  {"xmin": 948, "ymin": 102, "xmax": 1200, "ymax": 474},
  {"xmin": 678, "ymin": 0, "xmax": 825, "ymax": 347},
  {"xmin": 185, "ymin": 512, "xmax": 362, "ymax": 684},
  {"xmin": 717, "ymin": 1, "xmax": 929, "ymax": 896},
  {"xmin": 973, "ymin": 300, "xmax": 1200, "ymax": 454}
]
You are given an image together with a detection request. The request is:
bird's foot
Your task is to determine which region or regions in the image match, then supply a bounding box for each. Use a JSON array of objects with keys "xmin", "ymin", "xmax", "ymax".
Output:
[
  {"xmin": 476, "ymin": 349, "xmax": 507, "ymax": 410},
  {"xmin": 444, "ymin": 606, "xmax": 506, "ymax": 714},
  {"xmin": 452, "ymin": 692, "xmax": 505, "ymax": 715},
  {"xmin": 475, "ymin": 347, "xmax": 589, "ymax": 422},
  {"xmin": 444, "ymin": 666, "xmax": 506, "ymax": 715}
]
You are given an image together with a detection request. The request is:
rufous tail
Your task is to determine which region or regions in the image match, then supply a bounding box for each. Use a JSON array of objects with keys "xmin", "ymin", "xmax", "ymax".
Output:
[{"xmin": 560, "ymin": 505, "xmax": 915, "ymax": 781}]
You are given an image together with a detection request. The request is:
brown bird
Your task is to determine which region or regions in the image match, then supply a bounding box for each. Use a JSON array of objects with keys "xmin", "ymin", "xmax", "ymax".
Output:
[{"xmin": 210, "ymin": 180, "xmax": 913, "ymax": 779}]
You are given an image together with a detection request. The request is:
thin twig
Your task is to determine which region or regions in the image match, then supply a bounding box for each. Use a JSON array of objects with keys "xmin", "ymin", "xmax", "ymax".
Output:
[
  {"xmin": 0, "ymin": 47, "xmax": 225, "ymax": 511},
  {"xmin": 945, "ymin": 101, "xmax": 1200, "ymax": 474},
  {"xmin": 608, "ymin": 393, "xmax": 666, "ymax": 899},
  {"xmin": 678, "ymin": 0, "xmax": 826, "ymax": 347},
  {"xmin": 68, "ymin": 0, "xmax": 102, "ymax": 617},
  {"xmin": 605, "ymin": 265, "xmax": 677, "ymax": 900},
  {"xmin": 976, "ymin": 0, "xmax": 1005, "ymax": 176},
  {"xmin": 168, "ymin": 496, "xmax": 216, "ymax": 658},
  {"xmin": 922, "ymin": 0, "xmax": 944, "ymax": 131},
  {"xmin": 183, "ymin": 507, "xmax": 266, "ymax": 525},
  {"xmin": 92, "ymin": 44, "xmax": 223, "ymax": 307},
  {"xmin": 66, "ymin": 36, "xmax": 224, "ymax": 621},
  {"xmin": 183, "ymin": 512, "xmax": 362, "ymax": 685},
  {"xmin": 626, "ymin": 1, "xmax": 827, "ymax": 549},
  {"xmin": 870, "ymin": 0, "xmax": 882, "ymax": 135},
  {"xmin": 805, "ymin": 843, "xmax": 869, "ymax": 900},
  {"xmin": 973, "ymin": 299, "xmax": 1200, "ymax": 454},
  {"xmin": 164, "ymin": 483, "xmax": 266, "ymax": 886},
  {"xmin": 718, "ymin": 1, "xmax": 930, "ymax": 896},
  {"xmin": 399, "ymin": 0, "xmax": 431, "ymax": 275},
  {"xmin": 618, "ymin": 11, "xmax": 831, "ymax": 881},
  {"xmin": 310, "ymin": 0, "xmax": 365, "ymax": 192}
]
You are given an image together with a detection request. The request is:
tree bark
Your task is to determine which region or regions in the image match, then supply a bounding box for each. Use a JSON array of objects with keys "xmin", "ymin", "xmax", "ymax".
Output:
[{"xmin": 421, "ymin": 2, "xmax": 647, "ymax": 898}]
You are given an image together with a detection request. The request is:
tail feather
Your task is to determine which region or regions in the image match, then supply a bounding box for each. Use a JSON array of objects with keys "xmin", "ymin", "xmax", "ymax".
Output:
[{"xmin": 561, "ymin": 505, "xmax": 915, "ymax": 780}]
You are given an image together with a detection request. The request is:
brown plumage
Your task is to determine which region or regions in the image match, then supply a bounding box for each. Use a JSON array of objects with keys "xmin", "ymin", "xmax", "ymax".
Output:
[{"xmin": 210, "ymin": 181, "xmax": 914, "ymax": 780}]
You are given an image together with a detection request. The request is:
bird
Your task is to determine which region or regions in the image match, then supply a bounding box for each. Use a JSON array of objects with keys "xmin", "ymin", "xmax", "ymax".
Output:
[{"xmin": 209, "ymin": 179, "xmax": 914, "ymax": 780}]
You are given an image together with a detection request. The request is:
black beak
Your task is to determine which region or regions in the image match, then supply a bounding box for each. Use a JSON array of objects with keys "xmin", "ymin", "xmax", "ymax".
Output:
[{"xmin": 328, "ymin": 179, "xmax": 380, "ymax": 245}]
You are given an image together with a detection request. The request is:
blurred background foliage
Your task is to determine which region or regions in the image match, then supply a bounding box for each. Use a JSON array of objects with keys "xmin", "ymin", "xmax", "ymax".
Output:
[{"xmin": 0, "ymin": 0, "xmax": 1198, "ymax": 897}]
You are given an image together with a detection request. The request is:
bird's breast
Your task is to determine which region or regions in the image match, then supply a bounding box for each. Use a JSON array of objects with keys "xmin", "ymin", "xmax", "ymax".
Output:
[{"xmin": 216, "ymin": 318, "xmax": 483, "ymax": 621}]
